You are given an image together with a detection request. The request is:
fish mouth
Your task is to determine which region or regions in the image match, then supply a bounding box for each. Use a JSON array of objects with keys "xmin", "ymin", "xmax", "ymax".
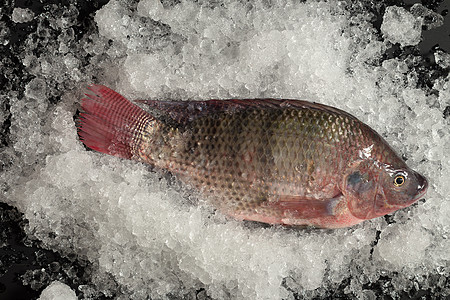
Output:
[{"xmin": 412, "ymin": 172, "xmax": 428, "ymax": 202}]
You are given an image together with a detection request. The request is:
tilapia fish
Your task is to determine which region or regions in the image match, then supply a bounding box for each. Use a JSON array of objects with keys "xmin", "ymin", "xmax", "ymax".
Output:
[{"xmin": 78, "ymin": 85, "xmax": 427, "ymax": 228}]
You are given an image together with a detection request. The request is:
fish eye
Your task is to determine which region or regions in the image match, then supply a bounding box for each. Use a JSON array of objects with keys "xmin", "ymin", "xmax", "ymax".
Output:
[{"xmin": 393, "ymin": 174, "xmax": 405, "ymax": 187}]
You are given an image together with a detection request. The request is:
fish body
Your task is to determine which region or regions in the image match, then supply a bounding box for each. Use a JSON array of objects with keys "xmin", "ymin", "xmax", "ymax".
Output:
[{"xmin": 78, "ymin": 85, "xmax": 427, "ymax": 228}]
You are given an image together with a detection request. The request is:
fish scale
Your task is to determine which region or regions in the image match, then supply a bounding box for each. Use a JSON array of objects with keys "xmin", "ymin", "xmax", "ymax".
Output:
[{"xmin": 78, "ymin": 85, "xmax": 428, "ymax": 228}]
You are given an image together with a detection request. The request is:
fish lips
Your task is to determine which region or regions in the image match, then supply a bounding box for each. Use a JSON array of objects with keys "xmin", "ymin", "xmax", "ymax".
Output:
[{"xmin": 411, "ymin": 172, "xmax": 428, "ymax": 202}]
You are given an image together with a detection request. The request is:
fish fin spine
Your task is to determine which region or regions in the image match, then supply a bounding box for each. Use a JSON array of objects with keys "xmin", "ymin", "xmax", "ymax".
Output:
[{"xmin": 78, "ymin": 84, "xmax": 152, "ymax": 159}]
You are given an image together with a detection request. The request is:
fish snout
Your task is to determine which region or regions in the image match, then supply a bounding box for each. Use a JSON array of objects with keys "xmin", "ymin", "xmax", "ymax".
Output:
[{"xmin": 416, "ymin": 172, "xmax": 428, "ymax": 196}]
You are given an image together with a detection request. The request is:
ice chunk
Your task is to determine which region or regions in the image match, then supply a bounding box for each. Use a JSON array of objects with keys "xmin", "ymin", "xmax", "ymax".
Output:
[
  {"xmin": 381, "ymin": 6, "xmax": 422, "ymax": 46},
  {"xmin": 435, "ymin": 50, "xmax": 450, "ymax": 68},
  {"xmin": 38, "ymin": 281, "xmax": 77, "ymax": 300},
  {"xmin": 11, "ymin": 7, "xmax": 35, "ymax": 23},
  {"xmin": 374, "ymin": 222, "xmax": 432, "ymax": 269},
  {"xmin": 137, "ymin": 0, "xmax": 164, "ymax": 21},
  {"xmin": 410, "ymin": 3, "xmax": 444, "ymax": 30},
  {"xmin": 24, "ymin": 78, "xmax": 48, "ymax": 101},
  {"xmin": 0, "ymin": 21, "xmax": 10, "ymax": 45}
]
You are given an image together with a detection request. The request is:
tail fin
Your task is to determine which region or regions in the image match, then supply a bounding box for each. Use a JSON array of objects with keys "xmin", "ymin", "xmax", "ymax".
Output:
[{"xmin": 78, "ymin": 84, "xmax": 152, "ymax": 159}]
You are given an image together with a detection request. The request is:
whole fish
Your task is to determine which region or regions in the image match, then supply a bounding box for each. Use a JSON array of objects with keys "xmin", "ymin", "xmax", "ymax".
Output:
[{"xmin": 78, "ymin": 85, "xmax": 427, "ymax": 228}]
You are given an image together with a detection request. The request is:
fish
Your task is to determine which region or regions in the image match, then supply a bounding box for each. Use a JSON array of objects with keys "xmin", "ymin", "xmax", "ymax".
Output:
[{"xmin": 77, "ymin": 84, "xmax": 428, "ymax": 229}]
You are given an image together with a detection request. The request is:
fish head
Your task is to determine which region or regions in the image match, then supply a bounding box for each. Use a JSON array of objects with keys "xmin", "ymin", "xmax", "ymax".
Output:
[
  {"xmin": 344, "ymin": 162, "xmax": 428, "ymax": 220},
  {"xmin": 375, "ymin": 167, "xmax": 428, "ymax": 216}
]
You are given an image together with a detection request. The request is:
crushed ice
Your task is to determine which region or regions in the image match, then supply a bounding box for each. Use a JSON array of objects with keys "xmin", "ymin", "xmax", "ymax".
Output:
[
  {"xmin": 2, "ymin": 0, "xmax": 449, "ymax": 299},
  {"xmin": 38, "ymin": 281, "xmax": 77, "ymax": 300}
]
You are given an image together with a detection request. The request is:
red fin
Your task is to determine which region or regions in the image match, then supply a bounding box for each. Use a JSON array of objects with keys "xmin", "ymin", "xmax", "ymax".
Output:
[
  {"xmin": 267, "ymin": 195, "xmax": 342, "ymax": 219},
  {"xmin": 136, "ymin": 98, "xmax": 358, "ymax": 124},
  {"xmin": 78, "ymin": 85, "xmax": 152, "ymax": 159}
]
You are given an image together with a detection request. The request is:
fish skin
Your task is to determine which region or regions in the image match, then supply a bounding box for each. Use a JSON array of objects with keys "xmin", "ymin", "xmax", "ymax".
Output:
[{"xmin": 78, "ymin": 85, "xmax": 428, "ymax": 228}]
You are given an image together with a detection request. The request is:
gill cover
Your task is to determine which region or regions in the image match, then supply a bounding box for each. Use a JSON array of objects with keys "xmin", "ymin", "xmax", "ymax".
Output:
[{"xmin": 344, "ymin": 168, "xmax": 387, "ymax": 220}]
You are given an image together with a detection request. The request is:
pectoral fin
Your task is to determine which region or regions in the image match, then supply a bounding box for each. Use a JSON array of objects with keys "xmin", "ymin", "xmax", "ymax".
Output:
[{"xmin": 267, "ymin": 194, "xmax": 343, "ymax": 219}]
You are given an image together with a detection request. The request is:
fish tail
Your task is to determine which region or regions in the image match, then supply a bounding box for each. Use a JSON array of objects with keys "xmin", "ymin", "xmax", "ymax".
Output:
[{"xmin": 78, "ymin": 84, "xmax": 153, "ymax": 159}]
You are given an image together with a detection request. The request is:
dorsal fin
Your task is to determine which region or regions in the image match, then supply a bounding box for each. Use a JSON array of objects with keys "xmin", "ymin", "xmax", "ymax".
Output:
[{"xmin": 135, "ymin": 98, "xmax": 357, "ymax": 124}]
